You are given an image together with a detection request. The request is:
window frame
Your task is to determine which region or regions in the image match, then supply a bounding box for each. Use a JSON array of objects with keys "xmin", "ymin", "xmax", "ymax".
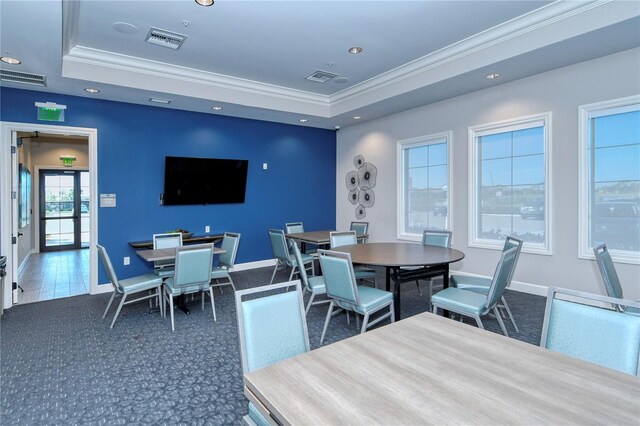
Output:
[
  {"xmin": 578, "ymin": 95, "xmax": 640, "ymax": 265},
  {"xmin": 468, "ymin": 112, "xmax": 553, "ymax": 255},
  {"xmin": 396, "ymin": 131, "xmax": 452, "ymax": 242}
]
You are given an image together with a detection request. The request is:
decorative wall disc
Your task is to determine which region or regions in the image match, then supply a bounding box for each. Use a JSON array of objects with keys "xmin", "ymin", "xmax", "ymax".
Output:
[
  {"xmin": 357, "ymin": 162, "xmax": 377, "ymax": 189},
  {"xmin": 354, "ymin": 155, "xmax": 365, "ymax": 169},
  {"xmin": 358, "ymin": 188, "xmax": 375, "ymax": 208},
  {"xmin": 348, "ymin": 189, "xmax": 360, "ymax": 205},
  {"xmin": 355, "ymin": 204, "xmax": 366, "ymax": 219},
  {"xmin": 346, "ymin": 154, "xmax": 378, "ymax": 220},
  {"xmin": 346, "ymin": 170, "xmax": 359, "ymax": 191}
]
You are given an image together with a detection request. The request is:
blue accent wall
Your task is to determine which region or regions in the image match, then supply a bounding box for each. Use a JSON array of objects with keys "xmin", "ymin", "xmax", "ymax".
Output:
[{"xmin": 1, "ymin": 87, "xmax": 336, "ymax": 280}]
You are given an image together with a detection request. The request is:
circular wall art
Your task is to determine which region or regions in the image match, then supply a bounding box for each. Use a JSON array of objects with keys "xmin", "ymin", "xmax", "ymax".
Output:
[{"xmin": 345, "ymin": 155, "xmax": 377, "ymax": 219}]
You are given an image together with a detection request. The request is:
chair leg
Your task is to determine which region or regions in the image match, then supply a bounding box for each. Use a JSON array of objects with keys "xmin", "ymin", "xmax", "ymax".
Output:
[
  {"xmin": 432, "ymin": 304, "xmax": 438, "ymax": 315},
  {"xmin": 473, "ymin": 315, "xmax": 484, "ymax": 330},
  {"xmin": 305, "ymin": 293, "xmax": 316, "ymax": 315},
  {"xmin": 269, "ymin": 261, "xmax": 280, "ymax": 285},
  {"xmin": 415, "ymin": 280, "xmax": 422, "ymax": 296},
  {"xmin": 109, "ymin": 294, "xmax": 127, "ymax": 328},
  {"xmin": 288, "ymin": 265, "xmax": 297, "ymax": 281},
  {"xmin": 209, "ymin": 288, "xmax": 217, "ymax": 321},
  {"xmin": 360, "ymin": 312, "xmax": 369, "ymax": 334},
  {"xmin": 169, "ymin": 294, "xmax": 176, "ymax": 332},
  {"xmin": 320, "ymin": 301, "xmax": 335, "ymax": 345},
  {"xmin": 493, "ymin": 307, "xmax": 509, "ymax": 337},
  {"xmin": 103, "ymin": 291, "xmax": 116, "ymax": 319},
  {"xmin": 356, "ymin": 314, "xmax": 360, "ymax": 329},
  {"xmin": 157, "ymin": 286, "xmax": 164, "ymax": 317},
  {"xmin": 389, "ymin": 303, "xmax": 395, "ymax": 323},
  {"xmin": 228, "ymin": 276, "xmax": 236, "ymax": 292},
  {"xmin": 501, "ymin": 296, "xmax": 519, "ymax": 333}
]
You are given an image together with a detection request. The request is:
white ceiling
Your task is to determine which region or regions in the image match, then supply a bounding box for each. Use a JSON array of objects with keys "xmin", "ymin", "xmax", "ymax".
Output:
[{"xmin": 1, "ymin": 1, "xmax": 639, "ymax": 129}]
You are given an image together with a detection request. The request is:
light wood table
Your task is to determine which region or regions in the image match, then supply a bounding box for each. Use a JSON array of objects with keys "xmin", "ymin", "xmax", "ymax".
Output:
[
  {"xmin": 244, "ymin": 312, "xmax": 640, "ymax": 425},
  {"xmin": 136, "ymin": 246, "xmax": 225, "ymax": 262},
  {"xmin": 333, "ymin": 243, "xmax": 465, "ymax": 320}
]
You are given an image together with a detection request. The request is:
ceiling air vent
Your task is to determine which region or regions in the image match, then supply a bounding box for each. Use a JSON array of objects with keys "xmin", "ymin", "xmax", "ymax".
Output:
[
  {"xmin": 145, "ymin": 28, "xmax": 187, "ymax": 50},
  {"xmin": 0, "ymin": 69, "xmax": 46, "ymax": 86},
  {"xmin": 305, "ymin": 70, "xmax": 337, "ymax": 83}
]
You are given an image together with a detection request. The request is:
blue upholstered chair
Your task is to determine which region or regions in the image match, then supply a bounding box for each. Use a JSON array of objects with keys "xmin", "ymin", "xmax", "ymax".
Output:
[
  {"xmin": 97, "ymin": 244, "xmax": 163, "ymax": 328},
  {"xmin": 329, "ymin": 231, "xmax": 377, "ymax": 286},
  {"xmin": 235, "ymin": 281, "xmax": 310, "ymax": 426},
  {"xmin": 593, "ymin": 244, "xmax": 640, "ymax": 317},
  {"xmin": 291, "ymin": 242, "xmax": 329, "ymax": 314},
  {"xmin": 268, "ymin": 229, "xmax": 314, "ymax": 285},
  {"xmin": 449, "ymin": 236, "xmax": 523, "ymax": 332},
  {"xmin": 431, "ymin": 246, "xmax": 519, "ymax": 336},
  {"xmin": 163, "ymin": 243, "xmax": 216, "ymax": 331},
  {"xmin": 152, "ymin": 232, "xmax": 183, "ymax": 277},
  {"xmin": 318, "ymin": 249, "xmax": 394, "ymax": 344},
  {"xmin": 540, "ymin": 287, "xmax": 640, "ymax": 376},
  {"xmin": 209, "ymin": 232, "xmax": 241, "ymax": 294},
  {"xmin": 399, "ymin": 230, "xmax": 452, "ymax": 299},
  {"xmin": 349, "ymin": 221, "xmax": 369, "ymax": 243}
]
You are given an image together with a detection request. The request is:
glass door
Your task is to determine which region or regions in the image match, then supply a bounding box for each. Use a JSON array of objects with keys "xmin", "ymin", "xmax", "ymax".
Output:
[{"xmin": 39, "ymin": 170, "xmax": 90, "ymax": 251}]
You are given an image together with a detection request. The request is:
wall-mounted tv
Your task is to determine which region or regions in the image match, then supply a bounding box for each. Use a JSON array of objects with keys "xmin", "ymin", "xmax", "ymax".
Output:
[{"xmin": 163, "ymin": 156, "xmax": 249, "ymax": 206}]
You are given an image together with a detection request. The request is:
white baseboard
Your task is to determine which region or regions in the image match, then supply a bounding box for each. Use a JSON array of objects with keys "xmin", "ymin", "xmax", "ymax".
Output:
[
  {"xmin": 92, "ymin": 284, "xmax": 114, "ymax": 295},
  {"xmin": 449, "ymin": 270, "xmax": 548, "ymax": 297},
  {"xmin": 231, "ymin": 259, "xmax": 277, "ymax": 272},
  {"xmin": 17, "ymin": 250, "xmax": 33, "ymax": 276}
]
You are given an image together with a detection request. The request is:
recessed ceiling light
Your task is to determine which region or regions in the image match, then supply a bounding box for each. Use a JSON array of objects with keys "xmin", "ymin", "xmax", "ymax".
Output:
[
  {"xmin": 348, "ymin": 47, "xmax": 363, "ymax": 54},
  {"xmin": 352, "ymin": 116, "xmax": 362, "ymax": 120},
  {"xmin": 149, "ymin": 97, "xmax": 171, "ymax": 104},
  {"xmin": 84, "ymin": 88, "xmax": 100, "ymax": 93},
  {"xmin": 195, "ymin": 0, "xmax": 214, "ymax": 6},
  {"xmin": 0, "ymin": 56, "xmax": 21, "ymax": 65},
  {"xmin": 299, "ymin": 119, "xmax": 308, "ymax": 123},
  {"xmin": 211, "ymin": 106, "xmax": 223, "ymax": 111},
  {"xmin": 486, "ymin": 73, "xmax": 500, "ymax": 80}
]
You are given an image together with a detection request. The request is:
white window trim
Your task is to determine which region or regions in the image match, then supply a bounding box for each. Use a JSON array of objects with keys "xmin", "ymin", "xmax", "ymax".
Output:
[
  {"xmin": 397, "ymin": 131, "xmax": 452, "ymax": 242},
  {"xmin": 468, "ymin": 112, "xmax": 553, "ymax": 255},
  {"xmin": 578, "ymin": 95, "xmax": 640, "ymax": 265}
]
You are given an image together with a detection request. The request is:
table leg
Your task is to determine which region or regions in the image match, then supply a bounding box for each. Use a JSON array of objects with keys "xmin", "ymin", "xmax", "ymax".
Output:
[
  {"xmin": 385, "ymin": 266, "xmax": 391, "ymax": 292},
  {"xmin": 392, "ymin": 267, "xmax": 401, "ymax": 321},
  {"xmin": 441, "ymin": 264, "xmax": 450, "ymax": 318}
]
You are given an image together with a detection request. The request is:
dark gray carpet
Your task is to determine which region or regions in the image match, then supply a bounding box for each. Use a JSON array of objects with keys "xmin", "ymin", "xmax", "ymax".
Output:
[{"xmin": 1, "ymin": 266, "xmax": 546, "ymax": 425}]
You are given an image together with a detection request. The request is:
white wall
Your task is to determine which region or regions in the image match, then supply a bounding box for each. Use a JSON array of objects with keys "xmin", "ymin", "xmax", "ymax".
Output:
[{"xmin": 336, "ymin": 48, "xmax": 640, "ymax": 299}]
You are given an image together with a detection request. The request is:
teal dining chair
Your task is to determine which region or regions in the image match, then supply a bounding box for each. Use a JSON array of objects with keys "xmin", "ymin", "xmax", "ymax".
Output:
[
  {"xmin": 318, "ymin": 249, "xmax": 394, "ymax": 344},
  {"xmin": 152, "ymin": 232, "xmax": 183, "ymax": 277},
  {"xmin": 291, "ymin": 242, "xmax": 329, "ymax": 314},
  {"xmin": 449, "ymin": 236, "xmax": 523, "ymax": 332},
  {"xmin": 329, "ymin": 231, "xmax": 377, "ymax": 286},
  {"xmin": 235, "ymin": 280, "xmax": 310, "ymax": 426},
  {"xmin": 593, "ymin": 243, "xmax": 640, "ymax": 316},
  {"xmin": 431, "ymin": 246, "xmax": 519, "ymax": 336},
  {"xmin": 285, "ymin": 222, "xmax": 304, "ymax": 234},
  {"xmin": 163, "ymin": 243, "xmax": 216, "ymax": 331},
  {"xmin": 209, "ymin": 232, "xmax": 241, "ymax": 294},
  {"xmin": 540, "ymin": 287, "xmax": 640, "ymax": 376},
  {"xmin": 349, "ymin": 221, "xmax": 369, "ymax": 243},
  {"xmin": 267, "ymin": 229, "xmax": 314, "ymax": 285},
  {"xmin": 97, "ymin": 244, "xmax": 163, "ymax": 328},
  {"xmin": 399, "ymin": 229, "xmax": 452, "ymax": 299}
]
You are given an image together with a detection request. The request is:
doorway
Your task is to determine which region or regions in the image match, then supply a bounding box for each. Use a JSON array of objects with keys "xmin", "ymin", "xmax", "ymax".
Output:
[{"xmin": 39, "ymin": 169, "xmax": 90, "ymax": 252}]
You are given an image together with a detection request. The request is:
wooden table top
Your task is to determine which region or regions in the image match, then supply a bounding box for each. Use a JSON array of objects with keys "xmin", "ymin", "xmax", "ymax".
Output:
[
  {"xmin": 244, "ymin": 312, "xmax": 640, "ymax": 425},
  {"xmin": 286, "ymin": 230, "xmax": 368, "ymax": 245},
  {"xmin": 333, "ymin": 242, "xmax": 465, "ymax": 267},
  {"xmin": 136, "ymin": 246, "xmax": 225, "ymax": 262}
]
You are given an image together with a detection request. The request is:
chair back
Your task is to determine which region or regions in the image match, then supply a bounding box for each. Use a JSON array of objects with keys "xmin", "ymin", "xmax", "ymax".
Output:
[
  {"xmin": 96, "ymin": 244, "xmax": 122, "ymax": 292},
  {"xmin": 285, "ymin": 222, "xmax": 304, "ymax": 234},
  {"xmin": 329, "ymin": 231, "xmax": 357, "ymax": 248},
  {"xmin": 540, "ymin": 287, "xmax": 640, "ymax": 376},
  {"xmin": 502, "ymin": 236, "xmax": 523, "ymax": 283},
  {"xmin": 219, "ymin": 232, "xmax": 241, "ymax": 268},
  {"xmin": 173, "ymin": 244, "xmax": 214, "ymax": 290},
  {"xmin": 484, "ymin": 246, "xmax": 519, "ymax": 310},
  {"xmin": 422, "ymin": 230, "xmax": 452, "ymax": 248},
  {"xmin": 290, "ymin": 243, "xmax": 312, "ymax": 292},
  {"xmin": 235, "ymin": 280, "xmax": 310, "ymax": 373},
  {"xmin": 593, "ymin": 244, "xmax": 624, "ymax": 305},
  {"xmin": 268, "ymin": 229, "xmax": 291, "ymax": 262},
  {"xmin": 317, "ymin": 249, "xmax": 360, "ymax": 306},
  {"xmin": 153, "ymin": 232, "xmax": 183, "ymax": 269},
  {"xmin": 350, "ymin": 222, "xmax": 369, "ymax": 243}
]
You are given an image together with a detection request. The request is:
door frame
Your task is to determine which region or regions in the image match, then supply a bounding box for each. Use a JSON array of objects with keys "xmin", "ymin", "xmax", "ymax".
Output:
[
  {"xmin": 35, "ymin": 166, "xmax": 90, "ymax": 253},
  {"xmin": 1, "ymin": 121, "xmax": 103, "ymax": 311}
]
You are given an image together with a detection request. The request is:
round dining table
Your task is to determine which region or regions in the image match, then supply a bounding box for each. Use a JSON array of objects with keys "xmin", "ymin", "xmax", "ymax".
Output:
[{"xmin": 332, "ymin": 242, "xmax": 465, "ymax": 320}]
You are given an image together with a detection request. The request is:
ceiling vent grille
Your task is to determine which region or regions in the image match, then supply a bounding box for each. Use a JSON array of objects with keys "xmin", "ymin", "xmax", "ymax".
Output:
[
  {"xmin": 0, "ymin": 69, "xmax": 47, "ymax": 86},
  {"xmin": 145, "ymin": 28, "xmax": 187, "ymax": 50},
  {"xmin": 305, "ymin": 70, "xmax": 337, "ymax": 83}
]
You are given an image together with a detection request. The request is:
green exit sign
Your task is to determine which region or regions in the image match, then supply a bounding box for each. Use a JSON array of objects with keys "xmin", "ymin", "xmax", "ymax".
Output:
[{"xmin": 35, "ymin": 102, "xmax": 66, "ymax": 122}]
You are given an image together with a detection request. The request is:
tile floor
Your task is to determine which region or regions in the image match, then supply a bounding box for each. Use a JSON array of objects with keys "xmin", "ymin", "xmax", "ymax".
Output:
[{"xmin": 16, "ymin": 249, "xmax": 89, "ymax": 305}]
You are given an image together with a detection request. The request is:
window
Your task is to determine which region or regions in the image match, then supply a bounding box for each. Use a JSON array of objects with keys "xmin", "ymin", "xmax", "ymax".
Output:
[
  {"xmin": 397, "ymin": 132, "xmax": 451, "ymax": 240},
  {"xmin": 469, "ymin": 113, "xmax": 551, "ymax": 253},
  {"xmin": 579, "ymin": 96, "xmax": 640, "ymax": 264}
]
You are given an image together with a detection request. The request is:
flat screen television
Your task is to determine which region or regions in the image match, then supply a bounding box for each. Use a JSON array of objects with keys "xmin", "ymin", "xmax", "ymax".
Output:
[{"xmin": 163, "ymin": 156, "xmax": 249, "ymax": 205}]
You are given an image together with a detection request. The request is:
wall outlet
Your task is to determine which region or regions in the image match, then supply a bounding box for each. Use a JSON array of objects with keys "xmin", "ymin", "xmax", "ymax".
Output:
[
  {"xmin": 262, "ymin": 163, "xmax": 268, "ymax": 170},
  {"xmin": 123, "ymin": 256, "xmax": 130, "ymax": 266},
  {"xmin": 205, "ymin": 225, "xmax": 210, "ymax": 233}
]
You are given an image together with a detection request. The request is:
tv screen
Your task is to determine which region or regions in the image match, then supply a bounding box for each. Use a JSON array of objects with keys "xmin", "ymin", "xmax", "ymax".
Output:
[{"xmin": 163, "ymin": 156, "xmax": 249, "ymax": 205}]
